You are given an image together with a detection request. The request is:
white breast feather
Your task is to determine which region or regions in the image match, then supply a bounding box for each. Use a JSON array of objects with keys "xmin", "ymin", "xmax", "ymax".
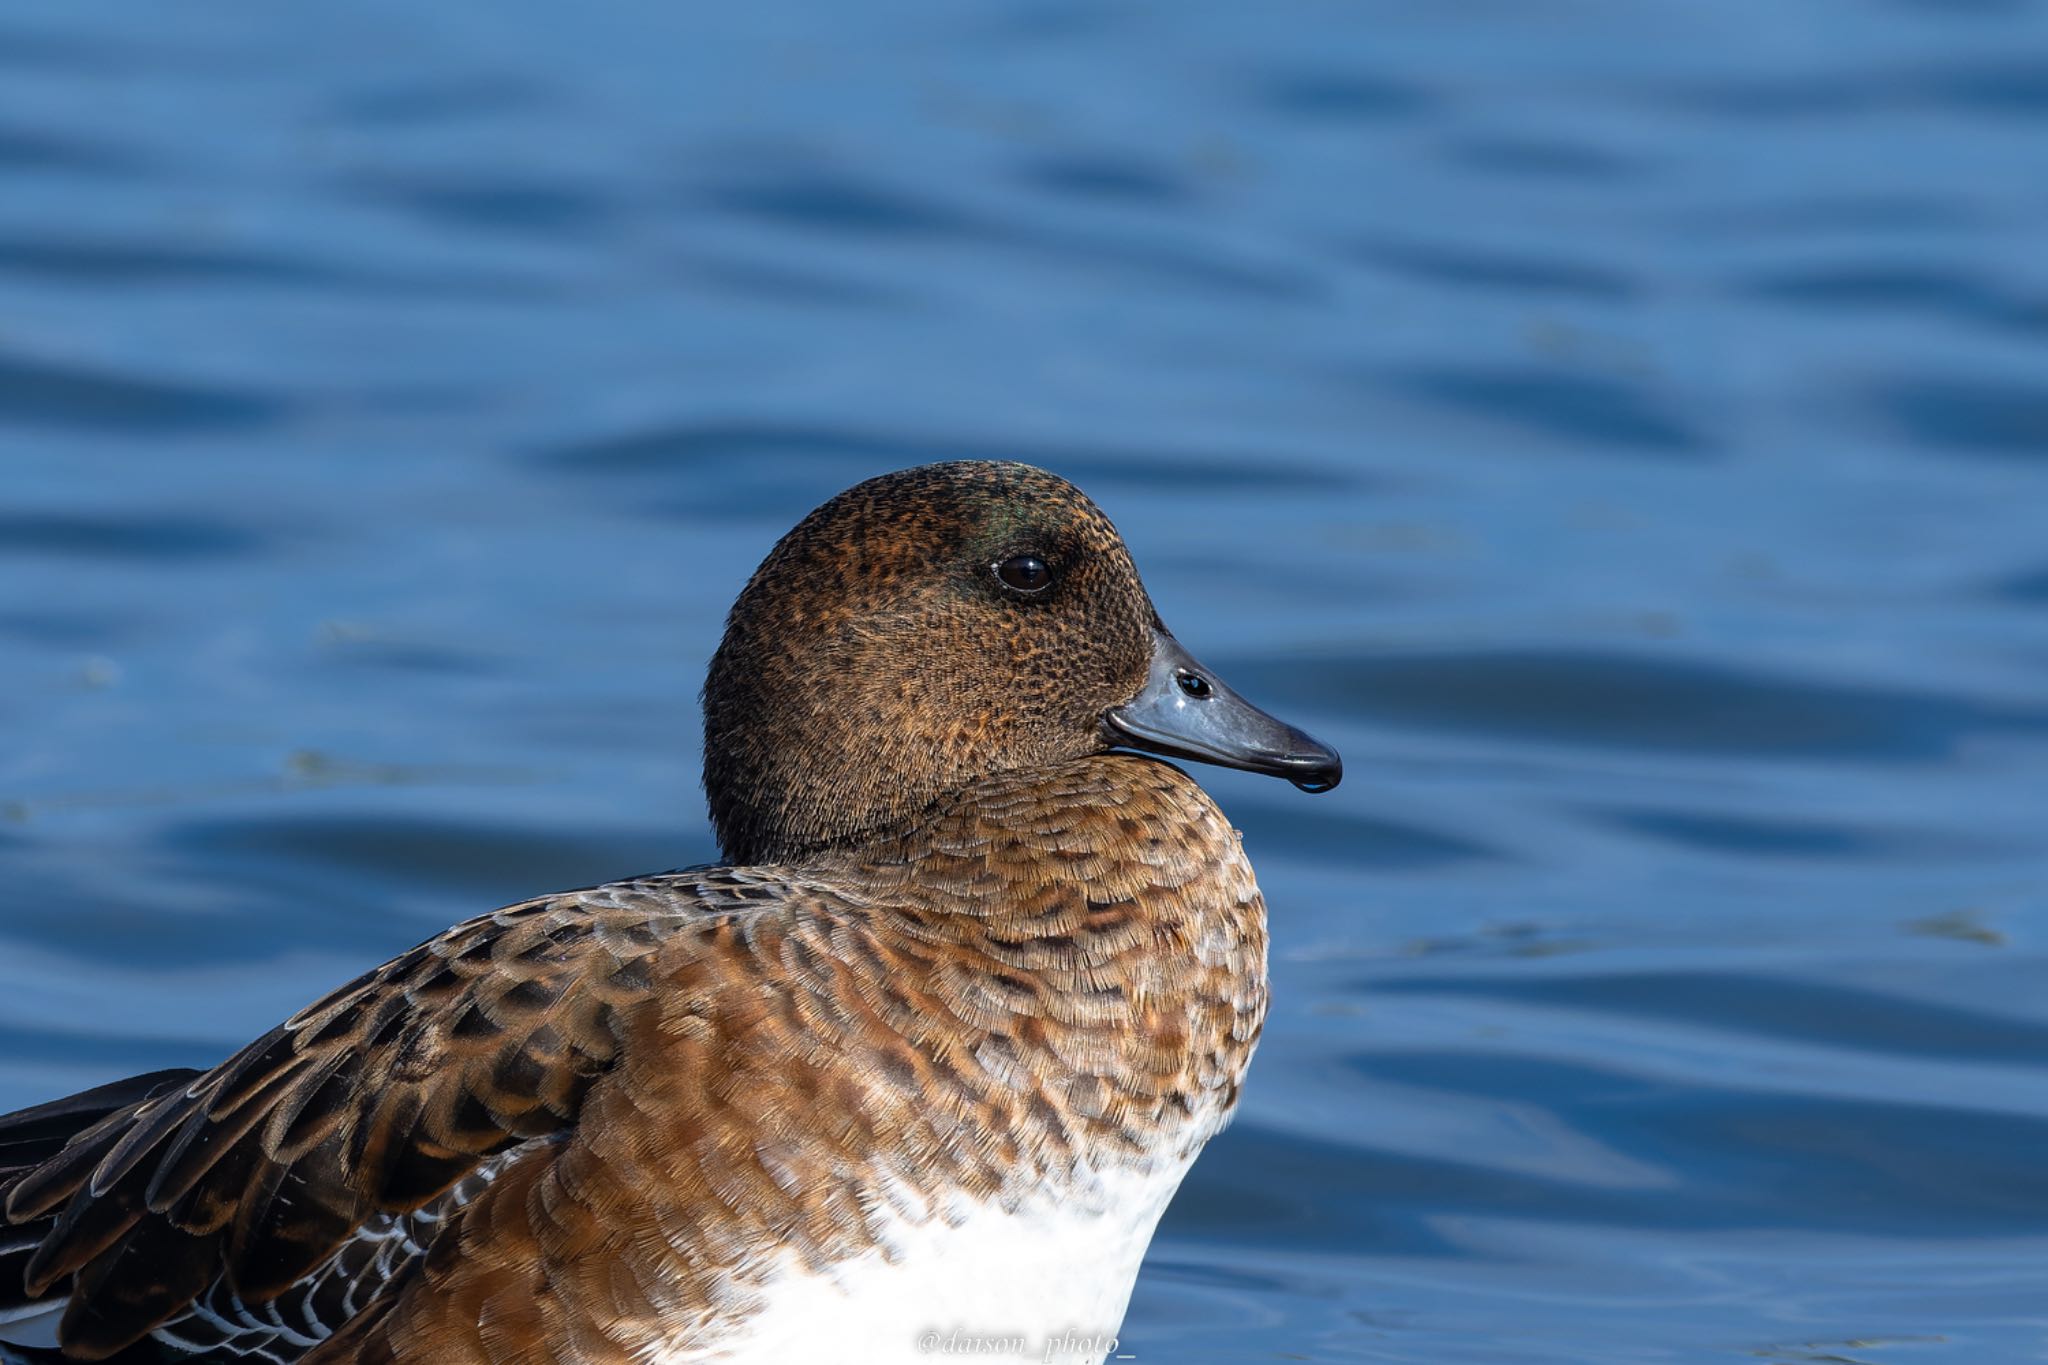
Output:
[{"xmin": 648, "ymin": 1156, "xmax": 1196, "ymax": 1365}]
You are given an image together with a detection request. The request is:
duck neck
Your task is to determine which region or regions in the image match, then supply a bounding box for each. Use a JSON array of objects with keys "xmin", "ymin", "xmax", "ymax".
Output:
[{"xmin": 700, "ymin": 711, "xmax": 969, "ymax": 866}]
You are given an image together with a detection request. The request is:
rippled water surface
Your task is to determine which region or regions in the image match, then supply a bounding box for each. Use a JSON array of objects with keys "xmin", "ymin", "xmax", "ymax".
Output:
[{"xmin": 5, "ymin": 2, "xmax": 2048, "ymax": 1361}]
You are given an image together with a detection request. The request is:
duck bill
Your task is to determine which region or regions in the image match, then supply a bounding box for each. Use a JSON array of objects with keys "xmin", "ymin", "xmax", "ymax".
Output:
[{"xmin": 1103, "ymin": 627, "xmax": 1341, "ymax": 793}]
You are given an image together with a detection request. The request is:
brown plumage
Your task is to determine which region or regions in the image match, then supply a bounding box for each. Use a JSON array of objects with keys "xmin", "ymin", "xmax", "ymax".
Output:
[
  {"xmin": 704, "ymin": 461, "xmax": 1156, "ymax": 864},
  {"xmin": 0, "ymin": 461, "xmax": 1337, "ymax": 1364}
]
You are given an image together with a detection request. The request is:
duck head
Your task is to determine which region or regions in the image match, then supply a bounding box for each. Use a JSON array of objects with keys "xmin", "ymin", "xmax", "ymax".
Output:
[{"xmin": 703, "ymin": 461, "xmax": 1340, "ymax": 863}]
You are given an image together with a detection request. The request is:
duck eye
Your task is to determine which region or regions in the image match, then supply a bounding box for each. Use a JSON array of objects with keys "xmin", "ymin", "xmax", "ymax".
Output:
[{"xmin": 994, "ymin": 554, "xmax": 1053, "ymax": 594}]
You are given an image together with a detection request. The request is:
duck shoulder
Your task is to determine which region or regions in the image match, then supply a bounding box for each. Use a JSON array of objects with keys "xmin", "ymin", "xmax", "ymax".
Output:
[
  {"xmin": 0, "ymin": 867, "xmax": 812, "ymax": 1361},
  {"xmin": 3, "ymin": 754, "xmax": 1265, "ymax": 1364}
]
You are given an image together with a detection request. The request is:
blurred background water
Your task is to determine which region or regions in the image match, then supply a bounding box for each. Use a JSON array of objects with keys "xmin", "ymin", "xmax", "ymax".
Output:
[{"xmin": 4, "ymin": 1, "xmax": 2048, "ymax": 1361}]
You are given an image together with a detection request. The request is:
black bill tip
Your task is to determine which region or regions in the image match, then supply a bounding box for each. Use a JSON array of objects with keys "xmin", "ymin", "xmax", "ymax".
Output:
[{"xmin": 1103, "ymin": 628, "xmax": 1341, "ymax": 793}]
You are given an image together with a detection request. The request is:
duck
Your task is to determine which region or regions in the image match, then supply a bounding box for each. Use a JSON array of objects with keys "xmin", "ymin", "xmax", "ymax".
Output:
[{"xmin": 0, "ymin": 460, "xmax": 1339, "ymax": 1365}]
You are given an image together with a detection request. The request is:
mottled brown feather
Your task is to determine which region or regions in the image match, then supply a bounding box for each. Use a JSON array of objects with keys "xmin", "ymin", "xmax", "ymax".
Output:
[
  {"xmin": 296, "ymin": 755, "xmax": 1263, "ymax": 1364},
  {"xmin": 0, "ymin": 462, "xmax": 1301, "ymax": 1363},
  {"xmin": 5, "ymin": 895, "xmax": 684, "ymax": 1355}
]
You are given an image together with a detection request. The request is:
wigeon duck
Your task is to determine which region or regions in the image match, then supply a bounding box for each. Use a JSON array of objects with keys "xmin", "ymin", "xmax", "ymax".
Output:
[{"xmin": 0, "ymin": 461, "xmax": 1338, "ymax": 1364}]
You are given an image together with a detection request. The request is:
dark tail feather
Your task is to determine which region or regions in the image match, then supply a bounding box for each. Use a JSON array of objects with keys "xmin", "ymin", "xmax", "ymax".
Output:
[
  {"xmin": 1, "ymin": 1070, "xmax": 202, "ymax": 1363},
  {"xmin": 0, "ymin": 1072, "xmax": 201, "ymax": 1184}
]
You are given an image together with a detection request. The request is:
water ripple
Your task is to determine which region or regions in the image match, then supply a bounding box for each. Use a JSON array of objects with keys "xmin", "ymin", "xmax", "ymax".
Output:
[
  {"xmin": 352, "ymin": 171, "xmax": 616, "ymax": 241},
  {"xmin": 1367, "ymin": 971, "xmax": 2048, "ymax": 1067},
  {"xmin": 1238, "ymin": 648, "xmax": 2048, "ymax": 762},
  {"xmin": 1013, "ymin": 152, "xmax": 1195, "ymax": 206},
  {"xmin": 0, "ymin": 237, "xmax": 349, "ymax": 288},
  {"xmin": 325, "ymin": 75, "xmax": 552, "ymax": 128},
  {"xmin": 1744, "ymin": 263, "xmax": 2048, "ymax": 335},
  {"xmin": 1586, "ymin": 806, "xmax": 1996, "ymax": 861},
  {"xmin": 686, "ymin": 162, "xmax": 1315, "ymax": 297},
  {"xmin": 1991, "ymin": 565, "xmax": 2048, "ymax": 604},
  {"xmin": 1672, "ymin": 56, "xmax": 2048, "ymax": 120},
  {"xmin": 695, "ymin": 168, "xmax": 979, "ymax": 240},
  {"xmin": 168, "ymin": 813, "xmax": 699, "ymax": 900},
  {"xmin": 1870, "ymin": 373, "xmax": 2048, "ymax": 459},
  {"xmin": 1235, "ymin": 800, "xmax": 1501, "ymax": 871},
  {"xmin": 533, "ymin": 421, "xmax": 1357, "ymax": 500},
  {"xmin": 1354, "ymin": 1049, "xmax": 2048, "ymax": 1237},
  {"xmin": 1445, "ymin": 136, "xmax": 1647, "ymax": 182},
  {"xmin": 0, "ymin": 350, "xmax": 281, "ymax": 431},
  {"xmin": 1361, "ymin": 240, "xmax": 1640, "ymax": 300},
  {"xmin": 1248, "ymin": 67, "xmax": 1437, "ymax": 122},
  {"xmin": 1388, "ymin": 368, "xmax": 1709, "ymax": 457},
  {"xmin": 0, "ymin": 124, "xmax": 136, "ymax": 175},
  {"xmin": 0, "ymin": 511, "xmax": 268, "ymax": 561},
  {"xmin": 4, "ymin": 5, "xmax": 2048, "ymax": 1360}
]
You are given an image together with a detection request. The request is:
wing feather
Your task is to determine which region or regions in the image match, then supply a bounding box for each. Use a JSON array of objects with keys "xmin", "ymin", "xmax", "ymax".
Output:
[{"xmin": 0, "ymin": 883, "xmax": 688, "ymax": 1360}]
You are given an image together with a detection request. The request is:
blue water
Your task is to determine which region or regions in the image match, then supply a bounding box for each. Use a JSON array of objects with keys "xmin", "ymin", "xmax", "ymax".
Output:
[{"xmin": 4, "ymin": 2, "xmax": 2048, "ymax": 1361}]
